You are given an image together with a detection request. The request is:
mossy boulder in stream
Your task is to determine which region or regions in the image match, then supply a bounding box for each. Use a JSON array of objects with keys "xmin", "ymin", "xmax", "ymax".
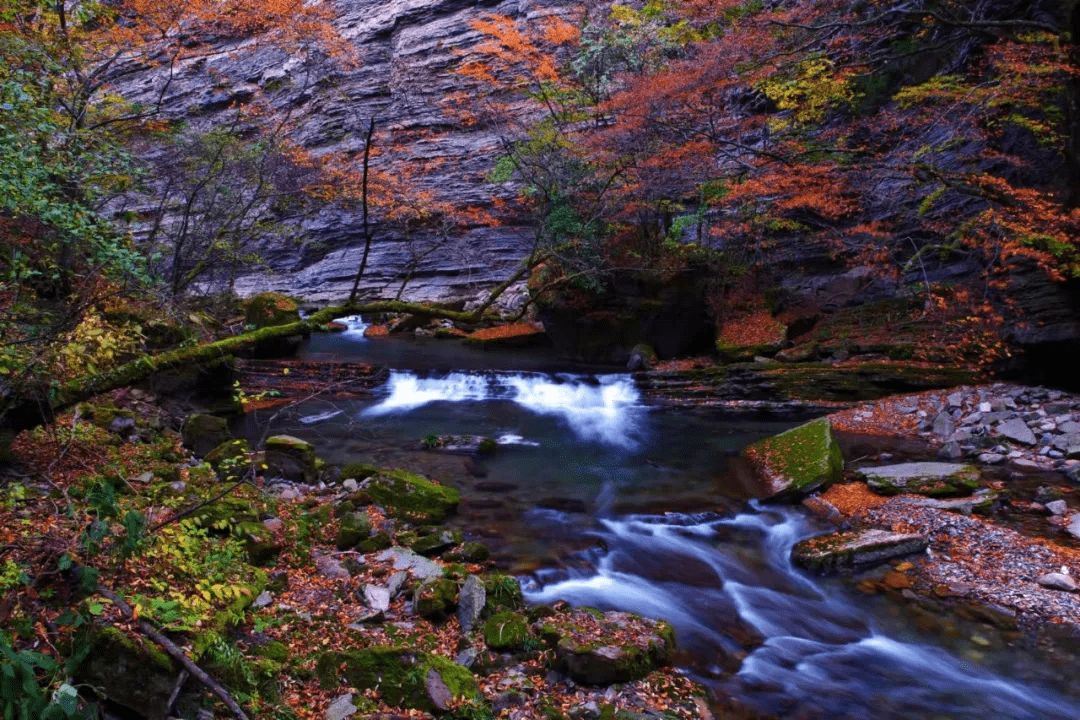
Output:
[
  {"xmin": 364, "ymin": 468, "xmax": 460, "ymax": 523},
  {"xmin": 743, "ymin": 417, "xmax": 844, "ymax": 500},
  {"xmin": 538, "ymin": 608, "xmax": 676, "ymax": 685},
  {"xmin": 316, "ymin": 647, "xmax": 480, "ymax": 712}
]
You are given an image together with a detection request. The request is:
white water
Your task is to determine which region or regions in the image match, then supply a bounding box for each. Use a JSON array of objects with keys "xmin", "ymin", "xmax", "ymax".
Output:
[
  {"xmin": 522, "ymin": 508, "xmax": 1080, "ymax": 719},
  {"xmin": 334, "ymin": 314, "xmax": 369, "ymax": 339},
  {"xmin": 362, "ymin": 371, "xmax": 643, "ymax": 448}
]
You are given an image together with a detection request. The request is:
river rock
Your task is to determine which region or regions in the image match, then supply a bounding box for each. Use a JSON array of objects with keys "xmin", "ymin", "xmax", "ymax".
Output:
[
  {"xmin": 538, "ymin": 608, "xmax": 675, "ymax": 685},
  {"xmin": 743, "ymin": 417, "xmax": 844, "ymax": 500},
  {"xmin": 996, "ymin": 418, "xmax": 1037, "ymax": 446},
  {"xmin": 792, "ymin": 529, "xmax": 928, "ymax": 573},
  {"xmin": 264, "ymin": 434, "xmax": 319, "ymax": 483},
  {"xmin": 458, "ymin": 574, "xmax": 486, "ymax": 633},
  {"xmin": 1037, "ymin": 573, "xmax": 1079, "ymax": 592},
  {"xmin": 363, "ymin": 468, "xmax": 460, "ymax": 523},
  {"xmin": 857, "ymin": 462, "xmax": 980, "ymax": 498},
  {"xmin": 1046, "ymin": 500, "xmax": 1069, "ymax": 516},
  {"xmin": 376, "ymin": 547, "xmax": 443, "ymax": 581}
]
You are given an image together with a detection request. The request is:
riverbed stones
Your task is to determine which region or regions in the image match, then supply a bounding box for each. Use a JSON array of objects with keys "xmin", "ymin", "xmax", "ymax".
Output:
[
  {"xmin": 996, "ymin": 418, "xmax": 1037, "ymax": 446},
  {"xmin": 792, "ymin": 529, "xmax": 928, "ymax": 572},
  {"xmin": 857, "ymin": 462, "xmax": 980, "ymax": 498},
  {"xmin": 743, "ymin": 417, "xmax": 844, "ymax": 500},
  {"xmin": 539, "ymin": 608, "xmax": 676, "ymax": 685}
]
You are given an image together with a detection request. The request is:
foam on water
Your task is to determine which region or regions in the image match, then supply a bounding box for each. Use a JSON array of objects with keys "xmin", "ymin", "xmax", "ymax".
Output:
[
  {"xmin": 334, "ymin": 314, "xmax": 369, "ymax": 339},
  {"xmin": 363, "ymin": 370, "xmax": 642, "ymax": 447}
]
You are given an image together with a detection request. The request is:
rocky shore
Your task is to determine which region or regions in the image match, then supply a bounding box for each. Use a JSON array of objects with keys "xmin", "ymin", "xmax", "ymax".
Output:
[{"xmin": 781, "ymin": 383, "xmax": 1080, "ymax": 652}]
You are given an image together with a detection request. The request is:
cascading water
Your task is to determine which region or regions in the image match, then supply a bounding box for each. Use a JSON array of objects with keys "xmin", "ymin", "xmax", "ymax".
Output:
[
  {"xmin": 522, "ymin": 508, "xmax": 1080, "ymax": 719},
  {"xmin": 334, "ymin": 314, "xmax": 369, "ymax": 339},
  {"xmin": 363, "ymin": 370, "xmax": 644, "ymax": 448}
]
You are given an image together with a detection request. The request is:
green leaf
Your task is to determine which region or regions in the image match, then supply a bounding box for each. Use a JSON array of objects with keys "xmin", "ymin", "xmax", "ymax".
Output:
[{"xmin": 88, "ymin": 603, "xmax": 103, "ymax": 616}]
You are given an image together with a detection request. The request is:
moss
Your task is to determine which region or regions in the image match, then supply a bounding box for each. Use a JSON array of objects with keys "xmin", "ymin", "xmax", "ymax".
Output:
[
  {"xmin": 336, "ymin": 511, "xmax": 372, "ymax": 550},
  {"xmin": 482, "ymin": 573, "xmax": 524, "ymax": 613},
  {"xmin": 339, "ymin": 463, "xmax": 381, "ymax": 481},
  {"xmin": 264, "ymin": 434, "xmax": 318, "ymax": 483},
  {"xmin": 743, "ymin": 417, "xmax": 844, "ymax": 500},
  {"xmin": 243, "ymin": 293, "xmax": 301, "ymax": 329},
  {"xmin": 444, "ymin": 541, "xmax": 491, "ymax": 564},
  {"xmin": 477, "ymin": 437, "xmax": 498, "ymax": 455},
  {"xmin": 414, "ymin": 578, "xmax": 459, "ymax": 618},
  {"xmin": 410, "ymin": 529, "xmax": 463, "ymax": 556},
  {"xmin": 204, "ymin": 439, "xmax": 251, "ymax": 474},
  {"xmin": 483, "ymin": 611, "xmax": 530, "ymax": 651},
  {"xmin": 318, "ymin": 647, "xmax": 479, "ymax": 711},
  {"xmin": 181, "ymin": 414, "xmax": 231, "ymax": 457},
  {"xmin": 257, "ymin": 641, "xmax": 289, "ymax": 663},
  {"xmin": 366, "ymin": 469, "xmax": 460, "ymax": 523}
]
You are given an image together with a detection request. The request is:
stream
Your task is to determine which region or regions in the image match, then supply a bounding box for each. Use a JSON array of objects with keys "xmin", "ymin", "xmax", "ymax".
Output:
[{"xmin": 240, "ymin": 317, "xmax": 1080, "ymax": 719}]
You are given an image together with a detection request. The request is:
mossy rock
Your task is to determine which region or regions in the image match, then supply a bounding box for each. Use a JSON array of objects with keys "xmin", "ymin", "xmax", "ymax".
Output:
[
  {"xmin": 358, "ymin": 532, "xmax": 393, "ymax": 552},
  {"xmin": 857, "ymin": 462, "xmax": 980, "ymax": 498},
  {"xmin": 410, "ymin": 529, "xmax": 463, "ymax": 557},
  {"xmin": 791, "ymin": 529, "xmax": 928, "ymax": 573},
  {"xmin": 742, "ymin": 417, "xmax": 844, "ymax": 501},
  {"xmin": 336, "ymin": 511, "xmax": 372, "ymax": 550},
  {"xmin": 75, "ymin": 626, "xmax": 180, "ymax": 719},
  {"xmin": 414, "ymin": 578, "xmax": 459, "ymax": 619},
  {"xmin": 256, "ymin": 641, "xmax": 290, "ymax": 663},
  {"xmin": 365, "ymin": 468, "xmax": 460, "ymax": 523},
  {"xmin": 205, "ymin": 439, "xmax": 251, "ymax": 475},
  {"xmin": 317, "ymin": 647, "xmax": 479, "ymax": 712},
  {"xmin": 484, "ymin": 611, "xmax": 530, "ymax": 652},
  {"xmin": 182, "ymin": 414, "xmax": 231, "ymax": 457},
  {"xmin": 264, "ymin": 434, "xmax": 318, "ymax": 483},
  {"xmin": 444, "ymin": 541, "xmax": 491, "ymax": 564},
  {"xmin": 483, "ymin": 573, "xmax": 524, "ymax": 613},
  {"xmin": 338, "ymin": 463, "xmax": 381, "ymax": 482},
  {"xmin": 243, "ymin": 292, "xmax": 301, "ymax": 329},
  {"xmin": 542, "ymin": 608, "xmax": 676, "ymax": 686}
]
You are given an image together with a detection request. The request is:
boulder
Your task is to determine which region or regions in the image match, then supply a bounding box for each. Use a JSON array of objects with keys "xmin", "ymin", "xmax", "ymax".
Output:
[
  {"xmin": 243, "ymin": 292, "xmax": 301, "ymax": 328},
  {"xmin": 204, "ymin": 438, "xmax": 251, "ymax": 475},
  {"xmin": 538, "ymin": 608, "xmax": 675, "ymax": 685},
  {"xmin": 792, "ymin": 529, "xmax": 928, "ymax": 573},
  {"xmin": 264, "ymin": 434, "xmax": 318, "ymax": 483},
  {"xmin": 410, "ymin": 528, "xmax": 463, "ymax": 557},
  {"xmin": 181, "ymin": 414, "xmax": 231, "ymax": 457},
  {"xmin": 743, "ymin": 417, "xmax": 845, "ymax": 500},
  {"xmin": 336, "ymin": 511, "xmax": 372, "ymax": 550},
  {"xmin": 316, "ymin": 647, "xmax": 480, "ymax": 713},
  {"xmin": 857, "ymin": 462, "xmax": 980, "ymax": 498},
  {"xmin": 363, "ymin": 468, "xmax": 460, "ymax": 523},
  {"xmin": 1037, "ymin": 572, "xmax": 1079, "ymax": 592},
  {"xmin": 375, "ymin": 547, "xmax": 444, "ymax": 581},
  {"xmin": 75, "ymin": 627, "xmax": 181, "ymax": 720},
  {"xmin": 413, "ymin": 578, "xmax": 459, "ymax": 619}
]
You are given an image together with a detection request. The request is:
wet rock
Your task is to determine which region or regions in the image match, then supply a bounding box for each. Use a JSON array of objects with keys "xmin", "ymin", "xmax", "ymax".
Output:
[
  {"xmin": 743, "ymin": 417, "xmax": 844, "ymax": 500},
  {"xmin": 463, "ymin": 458, "xmax": 489, "ymax": 478},
  {"xmin": 792, "ymin": 529, "xmax": 927, "ymax": 572},
  {"xmin": 937, "ymin": 441, "xmax": 964, "ymax": 460},
  {"xmin": 931, "ymin": 412, "xmax": 954, "ymax": 438},
  {"xmin": 1037, "ymin": 573, "xmax": 1079, "ymax": 592},
  {"xmin": 1046, "ymin": 500, "xmax": 1068, "ymax": 516},
  {"xmin": 458, "ymin": 575, "xmax": 487, "ymax": 633},
  {"xmin": 857, "ymin": 462, "xmax": 979, "ymax": 498},
  {"xmin": 979, "ymin": 452, "xmax": 1006, "ymax": 465},
  {"xmin": 539, "ymin": 608, "xmax": 675, "ymax": 685},
  {"xmin": 74, "ymin": 626, "xmax": 181, "ymax": 720}
]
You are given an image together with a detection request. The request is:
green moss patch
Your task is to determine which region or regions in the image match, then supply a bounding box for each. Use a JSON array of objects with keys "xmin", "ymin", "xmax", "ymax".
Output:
[
  {"xmin": 743, "ymin": 417, "xmax": 844, "ymax": 500},
  {"xmin": 365, "ymin": 469, "xmax": 460, "ymax": 523}
]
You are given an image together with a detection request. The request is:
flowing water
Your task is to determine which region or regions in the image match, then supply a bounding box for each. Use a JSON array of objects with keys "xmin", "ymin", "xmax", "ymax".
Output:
[{"xmin": 240, "ymin": 322, "xmax": 1080, "ymax": 719}]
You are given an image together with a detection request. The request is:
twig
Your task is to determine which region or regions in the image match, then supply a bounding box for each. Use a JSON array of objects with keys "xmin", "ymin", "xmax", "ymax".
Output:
[{"xmin": 94, "ymin": 584, "xmax": 250, "ymax": 720}]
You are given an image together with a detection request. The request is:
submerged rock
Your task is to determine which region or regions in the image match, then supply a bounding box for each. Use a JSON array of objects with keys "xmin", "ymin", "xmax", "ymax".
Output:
[
  {"xmin": 857, "ymin": 462, "xmax": 980, "ymax": 498},
  {"xmin": 792, "ymin": 529, "xmax": 928, "ymax": 573},
  {"xmin": 743, "ymin": 417, "xmax": 845, "ymax": 500}
]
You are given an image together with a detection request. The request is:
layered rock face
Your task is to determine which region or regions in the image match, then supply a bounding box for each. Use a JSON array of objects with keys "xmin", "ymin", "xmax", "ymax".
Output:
[{"xmin": 115, "ymin": 0, "xmax": 559, "ymax": 303}]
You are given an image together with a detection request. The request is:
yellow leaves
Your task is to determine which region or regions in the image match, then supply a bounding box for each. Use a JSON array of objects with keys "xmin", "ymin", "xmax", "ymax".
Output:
[{"xmin": 762, "ymin": 57, "xmax": 855, "ymax": 126}]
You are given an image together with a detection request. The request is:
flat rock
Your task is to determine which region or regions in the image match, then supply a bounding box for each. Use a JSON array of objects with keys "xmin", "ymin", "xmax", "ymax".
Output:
[
  {"xmin": 792, "ymin": 529, "xmax": 928, "ymax": 573},
  {"xmin": 1037, "ymin": 573, "xmax": 1079, "ymax": 592},
  {"xmin": 996, "ymin": 418, "xmax": 1037, "ymax": 446},
  {"xmin": 375, "ymin": 547, "xmax": 443, "ymax": 581},
  {"xmin": 1045, "ymin": 500, "xmax": 1068, "ymax": 516},
  {"xmin": 326, "ymin": 693, "xmax": 358, "ymax": 720},
  {"xmin": 743, "ymin": 417, "xmax": 844, "ymax": 500},
  {"xmin": 857, "ymin": 462, "xmax": 979, "ymax": 498}
]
